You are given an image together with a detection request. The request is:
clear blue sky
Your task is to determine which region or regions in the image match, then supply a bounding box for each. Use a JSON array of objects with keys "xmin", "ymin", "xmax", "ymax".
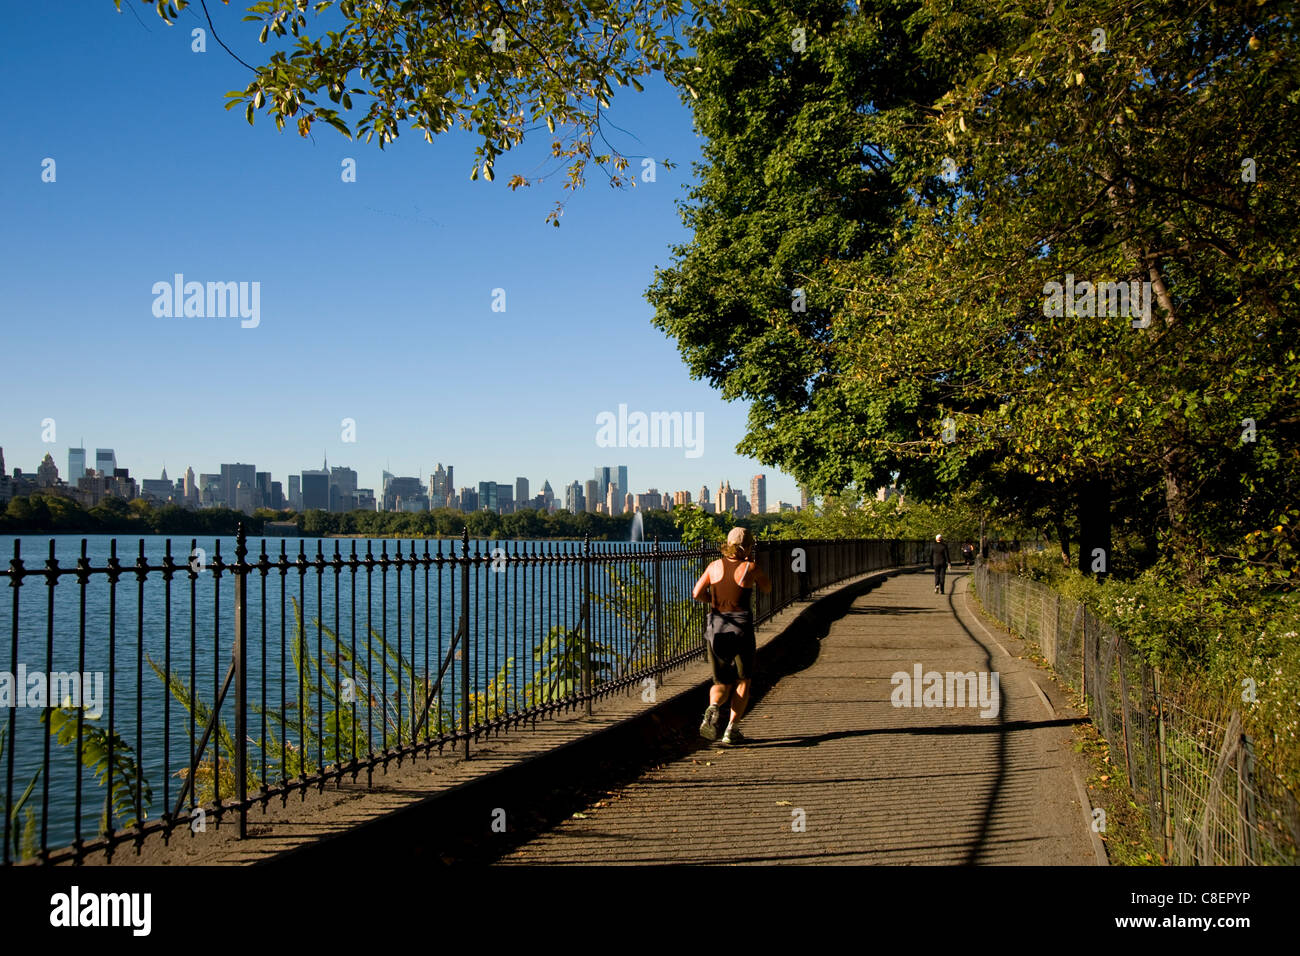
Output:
[{"xmin": 1, "ymin": 2, "xmax": 803, "ymax": 507}]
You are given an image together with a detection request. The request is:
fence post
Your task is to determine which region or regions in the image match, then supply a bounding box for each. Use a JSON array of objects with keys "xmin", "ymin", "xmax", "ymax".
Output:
[
  {"xmin": 1239, "ymin": 734, "xmax": 1259, "ymax": 864},
  {"xmin": 233, "ymin": 523, "xmax": 248, "ymax": 839},
  {"xmin": 582, "ymin": 534, "xmax": 592, "ymax": 717},
  {"xmin": 461, "ymin": 529, "xmax": 470, "ymax": 760},
  {"xmin": 652, "ymin": 536, "xmax": 663, "ymax": 685},
  {"xmin": 1154, "ymin": 667, "xmax": 1173, "ymax": 861}
]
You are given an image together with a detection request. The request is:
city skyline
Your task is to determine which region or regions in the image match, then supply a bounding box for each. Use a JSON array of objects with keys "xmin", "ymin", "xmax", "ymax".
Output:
[{"xmin": 0, "ymin": 443, "xmax": 801, "ymax": 516}]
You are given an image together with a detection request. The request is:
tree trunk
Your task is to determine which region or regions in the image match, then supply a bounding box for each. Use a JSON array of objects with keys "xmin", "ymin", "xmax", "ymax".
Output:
[
  {"xmin": 1160, "ymin": 449, "xmax": 1200, "ymax": 584},
  {"xmin": 1055, "ymin": 514, "xmax": 1071, "ymax": 568}
]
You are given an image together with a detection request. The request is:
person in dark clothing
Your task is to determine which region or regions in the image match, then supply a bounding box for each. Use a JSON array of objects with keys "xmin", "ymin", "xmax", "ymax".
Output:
[
  {"xmin": 931, "ymin": 534, "xmax": 951, "ymax": 594},
  {"xmin": 962, "ymin": 542, "xmax": 974, "ymax": 566}
]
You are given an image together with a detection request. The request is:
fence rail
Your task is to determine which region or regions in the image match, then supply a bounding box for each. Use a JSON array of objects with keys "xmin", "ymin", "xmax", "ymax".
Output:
[
  {"xmin": 1, "ymin": 528, "xmax": 925, "ymax": 864},
  {"xmin": 974, "ymin": 563, "xmax": 1299, "ymax": 865}
]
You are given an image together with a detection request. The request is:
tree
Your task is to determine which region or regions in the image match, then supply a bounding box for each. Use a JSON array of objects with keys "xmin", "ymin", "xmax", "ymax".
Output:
[
  {"xmin": 649, "ymin": 0, "xmax": 1300, "ymax": 579},
  {"xmin": 123, "ymin": 0, "xmax": 716, "ymax": 223},
  {"xmin": 645, "ymin": 0, "xmax": 970, "ymax": 501}
]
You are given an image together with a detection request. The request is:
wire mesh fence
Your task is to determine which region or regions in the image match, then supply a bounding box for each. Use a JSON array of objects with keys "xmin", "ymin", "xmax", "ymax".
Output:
[{"xmin": 974, "ymin": 563, "xmax": 1299, "ymax": 865}]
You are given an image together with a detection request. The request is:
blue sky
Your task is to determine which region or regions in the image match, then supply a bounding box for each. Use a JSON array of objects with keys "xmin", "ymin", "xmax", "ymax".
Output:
[{"xmin": 1, "ymin": 2, "xmax": 802, "ymax": 507}]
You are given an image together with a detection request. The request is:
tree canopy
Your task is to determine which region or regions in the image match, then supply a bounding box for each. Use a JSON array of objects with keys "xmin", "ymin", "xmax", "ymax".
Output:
[
  {"xmin": 647, "ymin": 0, "xmax": 1300, "ymax": 581},
  {"xmin": 124, "ymin": 0, "xmax": 716, "ymax": 223}
]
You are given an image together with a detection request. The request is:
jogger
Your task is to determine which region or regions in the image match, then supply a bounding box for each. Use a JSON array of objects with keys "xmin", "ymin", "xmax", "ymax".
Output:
[
  {"xmin": 931, "ymin": 534, "xmax": 951, "ymax": 594},
  {"xmin": 692, "ymin": 527, "xmax": 771, "ymax": 745}
]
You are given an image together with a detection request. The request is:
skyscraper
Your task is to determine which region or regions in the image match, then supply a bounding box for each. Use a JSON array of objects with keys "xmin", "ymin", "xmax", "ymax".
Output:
[
  {"xmin": 515, "ymin": 477, "xmax": 529, "ymax": 510},
  {"xmin": 564, "ymin": 481, "xmax": 584, "ymax": 513},
  {"xmin": 330, "ymin": 466, "xmax": 358, "ymax": 511},
  {"xmin": 220, "ymin": 463, "xmax": 256, "ymax": 510},
  {"xmin": 95, "ymin": 448, "xmax": 116, "ymax": 477},
  {"xmin": 288, "ymin": 474, "xmax": 301, "ymax": 510},
  {"xmin": 430, "ymin": 463, "xmax": 453, "ymax": 508},
  {"xmin": 184, "ymin": 467, "xmax": 196, "ymax": 504},
  {"xmin": 256, "ymin": 471, "xmax": 272, "ymax": 509},
  {"xmin": 478, "ymin": 481, "xmax": 498, "ymax": 512},
  {"xmin": 496, "ymin": 483, "xmax": 514, "ymax": 514},
  {"xmin": 301, "ymin": 469, "xmax": 330, "ymax": 511},
  {"xmin": 68, "ymin": 448, "xmax": 86, "ymax": 482},
  {"xmin": 605, "ymin": 482, "xmax": 620, "ymax": 515},
  {"xmin": 750, "ymin": 475, "xmax": 767, "ymax": 517},
  {"xmin": 584, "ymin": 479, "xmax": 599, "ymax": 513},
  {"xmin": 594, "ymin": 466, "xmax": 612, "ymax": 503}
]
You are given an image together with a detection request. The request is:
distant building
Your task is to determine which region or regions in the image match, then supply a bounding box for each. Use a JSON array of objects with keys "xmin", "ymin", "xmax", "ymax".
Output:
[
  {"xmin": 95, "ymin": 448, "xmax": 116, "ymax": 477},
  {"xmin": 288, "ymin": 474, "xmax": 301, "ymax": 511},
  {"xmin": 750, "ymin": 475, "xmax": 766, "ymax": 517},
  {"xmin": 618, "ymin": 466, "xmax": 629, "ymax": 501},
  {"xmin": 430, "ymin": 463, "xmax": 454, "ymax": 509},
  {"xmin": 220, "ymin": 463, "xmax": 256, "ymax": 510},
  {"xmin": 384, "ymin": 476, "xmax": 423, "ymax": 512},
  {"xmin": 184, "ymin": 467, "xmax": 197, "ymax": 504},
  {"xmin": 594, "ymin": 466, "xmax": 612, "ymax": 504},
  {"xmin": 36, "ymin": 454, "xmax": 60, "ymax": 488},
  {"xmin": 715, "ymin": 480, "xmax": 737, "ymax": 515},
  {"xmin": 142, "ymin": 466, "xmax": 174, "ymax": 502},
  {"xmin": 234, "ymin": 481, "xmax": 257, "ymax": 514},
  {"xmin": 255, "ymin": 471, "xmax": 272, "ymax": 509},
  {"xmin": 605, "ymin": 482, "xmax": 620, "ymax": 515},
  {"xmin": 459, "ymin": 486, "xmax": 478, "ymax": 512},
  {"xmin": 584, "ymin": 479, "xmax": 599, "ymax": 513},
  {"xmin": 515, "ymin": 477, "xmax": 529, "ymax": 510},
  {"xmin": 301, "ymin": 470, "xmax": 330, "ymax": 511},
  {"xmin": 496, "ymin": 483, "xmax": 514, "ymax": 515},
  {"xmin": 270, "ymin": 480, "xmax": 284, "ymax": 510},
  {"xmin": 564, "ymin": 480, "xmax": 584, "ymax": 513},
  {"xmin": 330, "ymin": 466, "xmax": 359, "ymax": 511},
  {"xmin": 199, "ymin": 473, "xmax": 222, "ymax": 508},
  {"xmin": 477, "ymin": 481, "xmax": 498, "ymax": 513},
  {"xmin": 68, "ymin": 448, "xmax": 86, "ymax": 483}
]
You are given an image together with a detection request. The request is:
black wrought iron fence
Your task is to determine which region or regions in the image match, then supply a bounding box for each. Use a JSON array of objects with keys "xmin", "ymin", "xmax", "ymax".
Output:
[
  {"xmin": 974, "ymin": 563, "xmax": 1299, "ymax": 865},
  {"xmin": 2, "ymin": 528, "xmax": 925, "ymax": 864}
]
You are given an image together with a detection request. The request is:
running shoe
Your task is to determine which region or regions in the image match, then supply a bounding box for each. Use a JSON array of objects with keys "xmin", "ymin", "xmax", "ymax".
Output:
[{"xmin": 699, "ymin": 704, "xmax": 721, "ymax": 741}]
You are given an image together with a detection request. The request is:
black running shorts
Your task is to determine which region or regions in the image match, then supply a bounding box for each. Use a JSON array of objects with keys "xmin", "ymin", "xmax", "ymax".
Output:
[{"xmin": 706, "ymin": 610, "xmax": 756, "ymax": 685}]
